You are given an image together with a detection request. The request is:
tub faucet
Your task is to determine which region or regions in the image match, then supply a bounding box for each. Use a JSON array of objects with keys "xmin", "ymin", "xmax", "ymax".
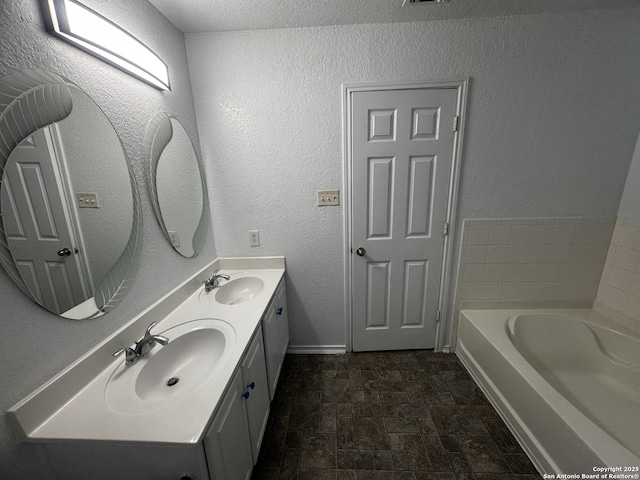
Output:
[
  {"xmin": 204, "ymin": 269, "xmax": 230, "ymax": 292},
  {"xmin": 113, "ymin": 321, "xmax": 169, "ymax": 366}
]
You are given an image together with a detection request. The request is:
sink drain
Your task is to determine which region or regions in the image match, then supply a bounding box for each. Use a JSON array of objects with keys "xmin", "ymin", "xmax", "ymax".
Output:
[{"xmin": 166, "ymin": 377, "xmax": 180, "ymax": 387}]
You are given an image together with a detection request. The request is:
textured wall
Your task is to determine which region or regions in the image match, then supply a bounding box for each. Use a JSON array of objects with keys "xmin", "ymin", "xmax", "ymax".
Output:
[
  {"xmin": 0, "ymin": 0, "xmax": 215, "ymax": 477},
  {"xmin": 186, "ymin": 8, "xmax": 640, "ymax": 349},
  {"xmin": 618, "ymin": 132, "xmax": 640, "ymax": 221}
]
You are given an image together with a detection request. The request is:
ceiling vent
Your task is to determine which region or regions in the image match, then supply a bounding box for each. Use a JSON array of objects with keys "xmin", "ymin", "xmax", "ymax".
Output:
[{"xmin": 404, "ymin": 0, "xmax": 451, "ymax": 4}]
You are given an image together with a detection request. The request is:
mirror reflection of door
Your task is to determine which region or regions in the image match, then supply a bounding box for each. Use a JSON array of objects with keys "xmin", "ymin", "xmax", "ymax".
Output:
[
  {"xmin": 0, "ymin": 69, "xmax": 141, "ymax": 320},
  {"xmin": 1, "ymin": 126, "xmax": 90, "ymax": 315}
]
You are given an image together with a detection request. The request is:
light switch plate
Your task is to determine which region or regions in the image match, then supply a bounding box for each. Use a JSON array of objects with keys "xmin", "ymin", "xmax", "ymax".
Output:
[
  {"xmin": 317, "ymin": 190, "xmax": 340, "ymax": 206},
  {"xmin": 77, "ymin": 193, "xmax": 99, "ymax": 208}
]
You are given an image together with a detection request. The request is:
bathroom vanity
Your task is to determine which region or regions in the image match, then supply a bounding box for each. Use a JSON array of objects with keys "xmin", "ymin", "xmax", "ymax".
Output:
[{"xmin": 7, "ymin": 257, "xmax": 289, "ymax": 480}]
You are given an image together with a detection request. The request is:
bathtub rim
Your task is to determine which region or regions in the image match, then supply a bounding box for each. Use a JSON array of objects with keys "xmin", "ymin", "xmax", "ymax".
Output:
[{"xmin": 456, "ymin": 307, "xmax": 640, "ymax": 474}]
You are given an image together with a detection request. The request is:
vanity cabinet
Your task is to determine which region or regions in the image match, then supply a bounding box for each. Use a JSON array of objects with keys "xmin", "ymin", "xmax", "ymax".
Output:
[
  {"xmin": 262, "ymin": 278, "xmax": 289, "ymax": 400},
  {"xmin": 204, "ymin": 326, "xmax": 270, "ymax": 480}
]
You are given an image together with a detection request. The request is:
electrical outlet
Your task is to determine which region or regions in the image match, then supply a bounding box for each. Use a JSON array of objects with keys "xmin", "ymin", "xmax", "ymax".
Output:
[
  {"xmin": 317, "ymin": 190, "xmax": 340, "ymax": 206},
  {"xmin": 77, "ymin": 193, "xmax": 99, "ymax": 208},
  {"xmin": 168, "ymin": 231, "xmax": 180, "ymax": 248},
  {"xmin": 249, "ymin": 230, "xmax": 260, "ymax": 247}
]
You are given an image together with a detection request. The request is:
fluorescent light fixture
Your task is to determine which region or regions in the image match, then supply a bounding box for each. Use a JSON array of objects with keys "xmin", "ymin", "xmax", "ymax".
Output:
[{"xmin": 43, "ymin": 0, "xmax": 170, "ymax": 90}]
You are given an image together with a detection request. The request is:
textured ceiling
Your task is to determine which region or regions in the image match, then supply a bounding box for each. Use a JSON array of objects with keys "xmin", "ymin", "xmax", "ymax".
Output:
[{"xmin": 147, "ymin": 0, "xmax": 639, "ymax": 34}]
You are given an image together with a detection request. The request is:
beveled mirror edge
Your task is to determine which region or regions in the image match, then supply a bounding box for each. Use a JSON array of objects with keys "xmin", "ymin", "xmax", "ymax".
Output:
[
  {"xmin": 145, "ymin": 112, "xmax": 208, "ymax": 258},
  {"xmin": 146, "ymin": 112, "xmax": 174, "ymax": 252},
  {"xmin": 92, "ymin": 143, "xmax": 143, "ymax": 316},
  {"xmin": 0, "ymin": 68, "xmax": 143, "ymax": 319}
]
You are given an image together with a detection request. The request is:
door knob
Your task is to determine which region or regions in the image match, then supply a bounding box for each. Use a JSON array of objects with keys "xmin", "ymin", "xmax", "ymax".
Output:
[
  {"xmin": 57, "ymin": 248, "xmax": 72, "ymax": 257},
  {"xmin": 356, "ymin": 247, "xmax": 366, "ymax": 257}
]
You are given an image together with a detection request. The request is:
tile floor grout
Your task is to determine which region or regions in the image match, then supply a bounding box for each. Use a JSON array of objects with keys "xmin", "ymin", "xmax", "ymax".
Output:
[{"xmin": 251, "ymin": 351, "xmax": 542, "ymax": 480}]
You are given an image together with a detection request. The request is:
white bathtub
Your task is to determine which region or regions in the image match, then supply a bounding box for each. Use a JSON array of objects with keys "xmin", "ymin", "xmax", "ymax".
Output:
[{"xmin": 456, "ymin": 308, "xmax": 640, "ymax": 474}]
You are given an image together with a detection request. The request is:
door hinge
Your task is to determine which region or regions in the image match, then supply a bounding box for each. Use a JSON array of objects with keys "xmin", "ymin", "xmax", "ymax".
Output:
[
  {"xmin": 436, "ymin": 309, "xmax": 441, "ymax": 323},
  {"xmin": 453, "ymin": 116, "xmax": 460, "ymax": 132},
  {"xmin": 443, "ymin": 222, "xmax": 450, "ymax": 237}
]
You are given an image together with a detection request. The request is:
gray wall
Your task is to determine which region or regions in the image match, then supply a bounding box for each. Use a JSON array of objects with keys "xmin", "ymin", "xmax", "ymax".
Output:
[
  {"xmin": 0, "ymin": 0, "xmax": 216, "ymax": 477},
  {"xmin": 619, "ymin": 131, "xmax": 640, "ymax": 221},
  {"xmin": 186, "ymin": 8, "xmax": 640, "ymax": 349}
]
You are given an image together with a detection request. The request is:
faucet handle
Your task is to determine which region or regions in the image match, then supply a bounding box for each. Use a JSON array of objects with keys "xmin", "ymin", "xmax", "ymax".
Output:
[{"xmin": 113, "ymin": 347, "xmax": 138, "ymax": 365}]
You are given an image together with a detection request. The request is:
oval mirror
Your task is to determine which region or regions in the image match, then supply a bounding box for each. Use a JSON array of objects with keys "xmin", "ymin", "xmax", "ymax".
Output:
[
  {"xmin": 0, "ymin": 69, "xmax": 141, "ymax": 319},
  {"xmin": 146, "ymin": 113, "xmax": 207, "ymax": 258}
]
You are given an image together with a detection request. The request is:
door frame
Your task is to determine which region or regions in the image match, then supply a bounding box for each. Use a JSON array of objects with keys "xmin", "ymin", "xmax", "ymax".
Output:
[
  {"xmin": 342, "ymin": 79, "xmax": 469, "ymax": 353},
  {"xmin": 48, "ymin": 123, "xmax": 93, "ymax": 295}
]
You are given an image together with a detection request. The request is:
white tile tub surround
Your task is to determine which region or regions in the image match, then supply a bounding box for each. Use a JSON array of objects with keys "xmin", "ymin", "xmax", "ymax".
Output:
[
  {"xmin": 452, "ymin": 217, "xmax": 615, "ymax": 343},
  {"xmin": 596, "ymin": 217, "xmax": 640, "ymax": 325}
]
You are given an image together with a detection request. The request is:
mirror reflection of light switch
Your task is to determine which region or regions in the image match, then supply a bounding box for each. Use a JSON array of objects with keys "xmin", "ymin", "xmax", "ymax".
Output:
[
  {"xmin": 168, "ymin": 231, "xmax": 180, "ymax": 247},
  {"xmin": 77, "ymin": 193, "xmax": 99, "ymax": 208}
]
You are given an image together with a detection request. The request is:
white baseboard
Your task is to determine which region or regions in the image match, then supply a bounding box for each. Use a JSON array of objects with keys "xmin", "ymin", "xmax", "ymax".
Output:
[
  {"xmin": 287, "ymin": 345, "xmax": 451, "ymax": 354},
  {"xmin": 287, "ymin": 345, "xmax": 347, "ymax": 355}
]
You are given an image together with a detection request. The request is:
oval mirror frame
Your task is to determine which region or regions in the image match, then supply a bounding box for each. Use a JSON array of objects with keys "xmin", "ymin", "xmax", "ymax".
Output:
[
  {"xmin": 146, "ymin": 112, "xmax": 207, "ymax": 258},
  {"xmin": 0, "ymin": 68, "xmax": 142, "ymax": 319}
]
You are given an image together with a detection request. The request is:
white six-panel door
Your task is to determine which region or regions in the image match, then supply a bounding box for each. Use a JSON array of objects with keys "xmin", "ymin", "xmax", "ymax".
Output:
[{"xmin": 351, "ymin": 87, "xmax": 458, "ymax": 352}]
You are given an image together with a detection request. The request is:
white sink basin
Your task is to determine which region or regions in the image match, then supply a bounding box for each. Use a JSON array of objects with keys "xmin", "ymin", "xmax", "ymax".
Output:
[
  {"xmin": 104, "ymin": 318, "xmax": 236, "ymax": 415},
  {"xmin": 215, "ymin": 276, "xmax": 264, "ymax": 305}
]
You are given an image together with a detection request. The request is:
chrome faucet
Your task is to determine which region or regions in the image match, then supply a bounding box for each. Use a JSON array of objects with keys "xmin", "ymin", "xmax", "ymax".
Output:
[
  {"xmin": 113, "ymin": 321, "xmax": 169, "ymax": 366},
  {"xmin": 204, "ymin": 269, "xmax": 230, "ymax": 292}
]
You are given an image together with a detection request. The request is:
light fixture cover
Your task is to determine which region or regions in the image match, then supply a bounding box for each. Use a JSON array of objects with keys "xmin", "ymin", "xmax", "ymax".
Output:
[{"xmin": 43, "ymin": 0, "xmax": 171, "ymax": 91}]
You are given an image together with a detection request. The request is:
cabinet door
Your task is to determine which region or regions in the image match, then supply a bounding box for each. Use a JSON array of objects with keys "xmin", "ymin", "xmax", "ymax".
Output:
[
  {"xmin": 263, "ymin": 303, "xmax": 279, "ymax": 400},
  {"xmin": 274, "ymin": 280, "xmax": 289, "ymax": 366},
  {"xmin": 241, "ymin": 327, "xmax": 270, "ymax": 463},
  {"xmin": 203, "ymin": 369, "xmax": 253, "ymax": 480},
  {"xmin": 263, "ymin": 279, "xmax": 289, "ymax": 400}
]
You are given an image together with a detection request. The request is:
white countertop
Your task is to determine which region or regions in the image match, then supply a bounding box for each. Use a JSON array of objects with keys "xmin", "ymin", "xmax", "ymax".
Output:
[{"xmin": 7, "ymin": 258, "xmax": 285, "ymax": 445}]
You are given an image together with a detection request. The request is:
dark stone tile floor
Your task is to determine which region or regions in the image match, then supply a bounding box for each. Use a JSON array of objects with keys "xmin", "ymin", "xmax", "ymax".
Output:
[{"xmin": 252, "ymin": 351, "xmax": 542, "ymax": 480}]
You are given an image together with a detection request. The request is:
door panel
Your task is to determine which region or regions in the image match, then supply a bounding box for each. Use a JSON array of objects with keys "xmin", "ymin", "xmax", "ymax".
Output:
[
  {"xmin": 366, "ymin": 262, "xmax": 390, "ymax": 328},
  {"xmin": 368, "ymin": 157, "xmax": 394, "ymax": 238},
  {"xmin": 406, "ymin": 156, "xmax": 434, "ymax": 237},
  {"xmin": 352, "ymin": 88, "xmax": 458, "ymax": 352},
  {"xmin": 402, "ymin": 260, "xmax": 428, "ymax": 327},
  {"xmin": 411, "ymin": 107, "xmax": 440, "ymax": 140}
]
